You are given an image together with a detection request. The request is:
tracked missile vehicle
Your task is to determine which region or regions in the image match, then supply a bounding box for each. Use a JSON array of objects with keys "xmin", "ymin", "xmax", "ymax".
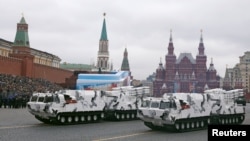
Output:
[
  {"xmin": 27, "ymin": 85, "xmax": 150, "ymax": 125},
  {"xmin": 138, "ymin": 88, "xmax": 246, "ymax": 132}
]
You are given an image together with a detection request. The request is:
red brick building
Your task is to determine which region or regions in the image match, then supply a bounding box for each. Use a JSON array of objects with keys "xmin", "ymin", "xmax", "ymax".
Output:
[
  {"xmin": 153, "ymin": 31, "xmax": 220, "ymax": 97},
  {"xmin": 0, "ymin": 16, "xmax": 72, "ymax": 85}
]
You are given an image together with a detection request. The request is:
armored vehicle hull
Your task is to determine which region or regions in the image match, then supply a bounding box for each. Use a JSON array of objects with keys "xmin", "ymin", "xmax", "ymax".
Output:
[
  {"xmin": 27, "ymin": 86, "xmax": 150, "ymax": 125},
  {"xmin": 138, "ymin": 88, "xmax": 245, "ymax": 132}
]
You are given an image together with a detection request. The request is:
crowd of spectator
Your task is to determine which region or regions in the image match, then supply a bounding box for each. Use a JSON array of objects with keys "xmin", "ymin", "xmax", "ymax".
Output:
[{"xmin": 0, "ymin": 73, "xmax": 63, "ymax": 108}]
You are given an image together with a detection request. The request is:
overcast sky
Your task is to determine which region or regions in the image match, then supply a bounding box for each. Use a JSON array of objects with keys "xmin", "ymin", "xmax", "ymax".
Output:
[{"xmin": 1, "ymin": 0, "xmax": 249, "ymax": 80}]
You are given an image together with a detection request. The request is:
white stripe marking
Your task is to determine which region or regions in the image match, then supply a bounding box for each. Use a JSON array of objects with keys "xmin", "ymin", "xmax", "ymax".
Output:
[{"xmin": 0, "ymin": 125, "xmax": 40, "ymax": 130}]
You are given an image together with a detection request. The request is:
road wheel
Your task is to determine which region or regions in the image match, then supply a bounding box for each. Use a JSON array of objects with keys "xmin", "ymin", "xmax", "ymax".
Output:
[
  {"xmin": 80, "ymin": 116, "xmax": 85, "ymax": 122},
  {"xmin": 225, "ymin": 118, "xmax": 228, "ymax": 124},
  {"xmin": 207, "ymin": 118, "xmax": 211, "ymax": 125},
  {"xmin": 116, "ymin": 113, "xmax": 120, "ymax": 120},
  {"xmin": 200, "ymin": 121, "xmax": 204, "ymax": 128},
  {"xmin": 100, "ymin": 113, "xmax": 105, "ymax": 119},
  {"xmin": 57, "ymin": 115, "xmax": 60, "ymax": 121},
  {"xmin": 175, "ymin": 123, "xmax": 180, "ymax": 130},
  {"xmin": 131, "ymin": 113, "xmax": 135, "ymax": 119},
  {"xmin": 93, "ymin": 115, "xmax": 98, "ymax": 121},
  {"xmin": 87, "ymin": 115, "xmax": 92, "ymax": 122},
  {"xmin": 229, "ymin": 118, "xmax": 232, "ymax": 124},
  {"xmin": 181, "ymin": 123, "xmax": 185, "ymax": 130},
  {"xmin": 60, "ymin": 116, "xmax": 66, "ymax": 123},
  {"xmin": 67, "ymin": 116, "xmax": 73, "ymax": 123},
  {"xmin": 74, "ymin": 116, "xmax": 79, "ymax": 122},
  {"xmin": 240, "ymin": 115, "xmax": 245, "ymax": 122},
  {"xmin": 191, "ymin": 122, "xmax": 195, "ymax": 129},
  {"xmin": 126, "ymin": 113, "xmax": 130, "ymax": 119},
  {"xmin": 121, "ymin": 114, "xmax": 125, "ymax": 120},
  {"xmin": 235, "ymin": 117, "xmax": 239, "ymax": 123},
  {"xmin": 232, "ymin": 117, "xmax": 235, "ymax": 124},
  {"xmin": 221, "ymin": 118, "xmax": 225, "ymax": 124},
  {"xmin": 196, "ymin": 121, "xmax": 199, "ymax": 128}
]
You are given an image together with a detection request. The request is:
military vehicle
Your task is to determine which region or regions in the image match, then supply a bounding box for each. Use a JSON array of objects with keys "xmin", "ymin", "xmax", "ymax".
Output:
[
  {"xmin": 138, "ymin": 88, "xmax": 245, "ymax": 132},
  {"xmin": 27, "ymin": 85, "xmax": 150, "ymax": 124}
]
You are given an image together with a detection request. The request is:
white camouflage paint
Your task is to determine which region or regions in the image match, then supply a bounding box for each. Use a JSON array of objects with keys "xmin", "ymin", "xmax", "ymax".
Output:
[
  {"xmin": 138, "ymin": 88, "xmax": 245, "ymax": 129},
  {"xmin": 27, "ymin": 86, "xmax": 150, "ymax": 122}
]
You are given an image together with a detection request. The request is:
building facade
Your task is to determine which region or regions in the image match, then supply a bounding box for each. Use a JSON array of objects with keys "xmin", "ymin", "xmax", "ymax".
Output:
[
  {"xmin": 223, "ymin": 51, "xmax": 250, "ymax": 92},
  {"xmin": 153, "ymin": 31, "xmax": 220, "ymax": 97},
  {"xmin": 1, "ymin": 16, "xmax": 61, "ymax": 68},
  {"xmin": 239, "ymin": 52, "xmax": 250, "ymax": 92},
  {"xmin": 0, "ymin": 38, "xmax": 12, "ymax": 57},
  {"xmin": 0, "ymin": 16, "xmax": 72, "ymax": 83}
]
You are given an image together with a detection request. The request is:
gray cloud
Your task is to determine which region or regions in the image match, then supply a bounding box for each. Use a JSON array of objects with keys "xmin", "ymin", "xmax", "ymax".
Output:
[{"xmin": 1, "ymin": 0, "xmax": 249, "ymax": 80}]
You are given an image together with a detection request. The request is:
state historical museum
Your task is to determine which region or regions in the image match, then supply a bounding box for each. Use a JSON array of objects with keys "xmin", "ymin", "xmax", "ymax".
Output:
[{"xmin": 153, "ymin": 31, "xmax": 220, "ymax": 97}]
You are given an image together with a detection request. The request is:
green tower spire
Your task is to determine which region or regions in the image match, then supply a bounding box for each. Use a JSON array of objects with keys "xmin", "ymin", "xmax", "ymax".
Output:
[
  {"xmin": 14, "ymin": 15, "xmax": 30, "ymax": 47},
  {"xmin": 121, "ymin": 48, "xmax": 130, "ymax": 71},
  {"xmin": 100, "ymin": 13, "xmax": 108, "ymax": 40},
  {"xmin": 97, "ymin": 13, "xmax": 109, "ymax": 70}
]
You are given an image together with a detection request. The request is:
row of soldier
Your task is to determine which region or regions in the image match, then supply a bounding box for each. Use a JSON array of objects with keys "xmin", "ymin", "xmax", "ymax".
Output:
[
  {"xmin": 0, "ymin": 94, "xmax": 29, "ymax": 109},
  {"xmin": 0, "ymin": 73, "xmax": 64, "ymax": 109}
]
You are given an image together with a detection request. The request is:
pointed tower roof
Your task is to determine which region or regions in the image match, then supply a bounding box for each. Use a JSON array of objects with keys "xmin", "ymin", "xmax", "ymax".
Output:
[
  {"xmin": 100, "ymin": 13, "xmax": 108, "ymax": 40},
  {"xmin": 200, "ymin": 29, "xmax": 203, "ymax": 43},
  {"xmin": 121, "ymin": 47, "xmax": 130, "ymax": 71},
  {"xmin": 13, "ymin": 15, "xmax": 30, "ymax": 47},
  {"xmin": 157, "ymin": 57, "xmax": 164, "ymax": 70},
  {"xmin": 224, "ymin": 65, "xmax": 230, "ymax": 78},
  {"xmin": 20, "ymin": 15, "xmax": 26, "ymax": 24},
  {"xmin": 208, "ymin": 58, "xmax": 216, "ymax": 71},
  {"xmin": 198, "ymin": 29, "xmax": 205, "ymax": 55},
  {"xmin": 169, "ymin": 29, "xmax": 173, "ymax": 43},
  {"xmin": 167, "ymin": 29, "xmax": 174, "ymax": 55}
]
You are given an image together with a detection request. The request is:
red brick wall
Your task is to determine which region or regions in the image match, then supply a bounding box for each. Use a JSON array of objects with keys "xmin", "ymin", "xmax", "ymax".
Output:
[
  {"xmin": 33, "ymin": 63, "xmax": 72, "ymax": 84},
  {"xmin": 0, "ymin": 55, "xmax": 73, "ymax": 84},
  {"xmin": 0, "ymin": 56, "xmax": 22, "ymax": 75},
  {"xmin": 22, "ymin": 55, "xmax": 34, "ymax": 77}
]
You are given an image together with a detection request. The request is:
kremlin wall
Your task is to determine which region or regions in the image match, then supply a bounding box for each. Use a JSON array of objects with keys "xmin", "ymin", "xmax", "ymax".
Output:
[
  {"xmin": 0, "ymin": 46, "xmax": 72, "ymax": 85},
  {"xmin": 0, "ymin": 16, "xmax": 73, "ymax": 86}
]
